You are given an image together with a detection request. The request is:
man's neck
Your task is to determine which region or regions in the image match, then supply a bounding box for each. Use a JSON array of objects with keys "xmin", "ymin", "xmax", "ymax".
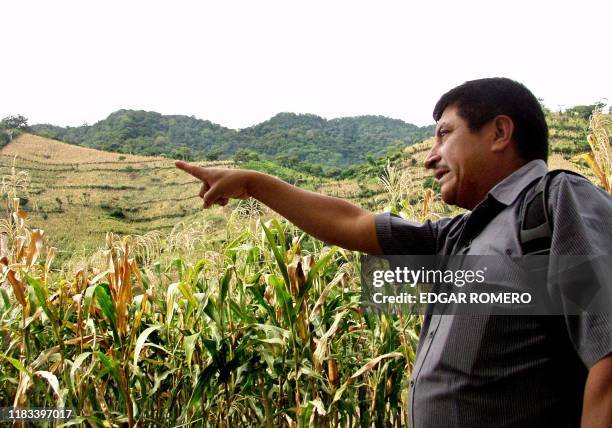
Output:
[{"xmin": 464, "ymin": 158, "xmax": 530, "ymax": 210}]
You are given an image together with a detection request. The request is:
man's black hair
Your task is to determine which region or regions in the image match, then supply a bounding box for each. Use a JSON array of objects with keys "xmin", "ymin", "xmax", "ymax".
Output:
[{"xmin": 433, "ymin": 77, "xmax": 549, "ymax": 162}]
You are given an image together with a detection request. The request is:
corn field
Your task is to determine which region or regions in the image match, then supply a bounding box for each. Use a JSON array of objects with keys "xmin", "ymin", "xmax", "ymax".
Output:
[{"xmin": 0, "ymin": 163, "xmax": 436, "ymax": 427}]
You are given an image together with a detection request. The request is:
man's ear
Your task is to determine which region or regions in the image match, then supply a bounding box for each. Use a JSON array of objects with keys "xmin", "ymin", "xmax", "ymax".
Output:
[{"xmin": 490, "ymin": 115, "xmax": 515, "ymax": 153}]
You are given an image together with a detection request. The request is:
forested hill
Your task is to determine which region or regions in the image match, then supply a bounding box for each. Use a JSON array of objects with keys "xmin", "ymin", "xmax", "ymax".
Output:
[{"xmin": 31, "ymin": 110, "xmax": 435, "ymax": 168}]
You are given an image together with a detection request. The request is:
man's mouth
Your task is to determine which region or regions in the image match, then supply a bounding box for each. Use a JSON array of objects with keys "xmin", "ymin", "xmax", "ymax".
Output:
[{"xmin": 435, "ymin": 169, "xmax": 449, "ymax": 181}]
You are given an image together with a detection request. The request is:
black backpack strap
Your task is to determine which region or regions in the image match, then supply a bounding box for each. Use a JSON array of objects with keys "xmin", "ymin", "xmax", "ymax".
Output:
[{"xmin": 520, "ymin": 169, "xmax": 585, "ymax": 255}]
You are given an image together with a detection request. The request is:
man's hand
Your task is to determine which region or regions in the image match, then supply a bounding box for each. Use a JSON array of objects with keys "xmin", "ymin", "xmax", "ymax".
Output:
[
  {"xmin": 174, "ymin": 161, "xmax": 382, "ymax": 254},
  {"xmin": 175, "ymin": 161, "xmax": 252, "ymax": 208},
  {"xmin": 582, "ymin": 353, "xmax": 612, "ymax": 427}
]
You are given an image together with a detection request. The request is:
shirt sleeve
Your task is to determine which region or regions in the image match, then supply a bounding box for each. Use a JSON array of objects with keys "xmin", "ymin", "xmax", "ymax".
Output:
[
  {"xmin": 374, "ymin": 212, "xmax": 463, "ymax": 255},
  {"xmin": 548, "ymin": 173, "xmax": 612, "ymax": 368}
]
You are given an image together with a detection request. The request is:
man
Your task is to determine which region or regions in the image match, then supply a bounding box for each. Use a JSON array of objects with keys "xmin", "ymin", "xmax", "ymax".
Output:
[{"xmin": 176, "ymin": 78, "xmax": 611, "ymax": 427}]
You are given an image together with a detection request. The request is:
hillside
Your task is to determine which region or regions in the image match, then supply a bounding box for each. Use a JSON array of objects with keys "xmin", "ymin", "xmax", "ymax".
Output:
[
  {"xmin": 0, "ymin": 134, "xmax": 236, "ymax": 261},
  {"xmin": 0, "ymin": 134, "xmax": 355, "ymax": 263},
  {"xmin": 0, "ymin": 133, "xmax": 382, "ymax": 262},
  {"xmin": 30, "ymin": 110, "xmax": 435, "ymax": 168}
]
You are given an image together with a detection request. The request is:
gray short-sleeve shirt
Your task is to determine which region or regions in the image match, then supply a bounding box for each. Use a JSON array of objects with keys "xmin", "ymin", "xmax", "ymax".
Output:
[{"xmin": 375, "ymin": 160, "xmax": 612, "ymax": 428}]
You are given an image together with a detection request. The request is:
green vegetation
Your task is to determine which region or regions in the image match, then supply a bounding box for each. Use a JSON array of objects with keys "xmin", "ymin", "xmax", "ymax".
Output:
[
  {"xmin": 1, "ymin": 114, "xmax": 29, "ymax": 131},
  {"xmin": 0, "ymin": 131, "xmax": 9, "ymax": 148},
  {"xmin": 31, "ymin": 110, "xmax": 434, "ymax": 170},
  {"xmin": 240, "ymin": 159, "xmax": 324, "ymax": 188},
  {"xmin": 422, "ymin": 176, "xmax": 441, "ymax": 193},
  {"xmin": 108, "ymin": 208, "xmax": 126, "ymax": 219},
  {"xmin": 563, "ymin": 102, "xmax": 607, "ymax": 120},
  {"xmin": 0, "ymin": 114, "xmax": 30, "ymax": 148}
]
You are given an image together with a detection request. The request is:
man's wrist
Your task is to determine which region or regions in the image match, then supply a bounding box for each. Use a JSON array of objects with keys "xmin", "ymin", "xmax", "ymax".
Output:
[{"xmin": 244, "ymin": 170, "xmax": 273, "ymax": 199}]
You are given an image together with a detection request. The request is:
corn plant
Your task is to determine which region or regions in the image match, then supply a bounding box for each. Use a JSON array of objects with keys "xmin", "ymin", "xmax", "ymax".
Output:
[
  {"xmin": 0, "ymin": 166, "xmax": 428, "ymax": 427},
  {"xmin": 573, "ymin": 110, "xmax": 611, "ymax": 193}
]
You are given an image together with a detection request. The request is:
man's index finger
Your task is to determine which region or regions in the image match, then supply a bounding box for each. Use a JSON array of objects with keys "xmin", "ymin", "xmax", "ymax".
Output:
[{"xmin": 175, "ymin": 161, "xmax": 209, "ymax": 180}]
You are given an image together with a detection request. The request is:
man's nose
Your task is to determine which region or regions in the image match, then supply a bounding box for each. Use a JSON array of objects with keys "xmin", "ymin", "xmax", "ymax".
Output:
[{"xmin": 424, "ymin": 147, "xmax": 441, "ymax": 170}]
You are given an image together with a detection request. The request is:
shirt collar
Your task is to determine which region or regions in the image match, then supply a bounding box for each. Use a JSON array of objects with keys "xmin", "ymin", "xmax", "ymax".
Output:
[{"xmin": 487, "ymin": 159, "xmax": 548, "ymax": 206}]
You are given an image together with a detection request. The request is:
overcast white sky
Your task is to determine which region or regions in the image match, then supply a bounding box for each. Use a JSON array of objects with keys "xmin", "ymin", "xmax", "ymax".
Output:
[{"xmin": 1, "ymin": 0, "xmax": 610, "ymax": 129}]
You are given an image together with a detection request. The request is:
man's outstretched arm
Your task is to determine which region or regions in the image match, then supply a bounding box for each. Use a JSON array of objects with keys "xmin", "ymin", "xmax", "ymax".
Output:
[{"xmin": 175, "ymin": 161, "xmax": 383, "ymax": 255}]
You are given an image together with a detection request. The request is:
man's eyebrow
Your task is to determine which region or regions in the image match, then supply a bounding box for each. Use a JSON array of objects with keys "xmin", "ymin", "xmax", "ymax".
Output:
[{"xmin": 435, "ymin": 121, "xmax": 449, "ymax": 134}]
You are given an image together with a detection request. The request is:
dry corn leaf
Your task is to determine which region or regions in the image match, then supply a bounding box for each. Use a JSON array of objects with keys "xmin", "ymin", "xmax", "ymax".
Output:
[
  {"xmin": 288, "ymin": 260, "xmax": 305, "ymax": 298},
  {"xmin": 25, "ymin": 229, "xmax": 44, "ymax": 268},
  {"xmin": 0, "ymin": 236, "xmax": 8, "ymax": 259},
  {"xmin": 44, "ymin": 247, "xmax": 57, "ymax": 281},
  {"xmin": 13, "ymin": 373, "xmax": 31, "ymax": 407},
  {"xmin": 347, "ymin": 352, "xmax": 404, "ymax": 385},
  {"xmin": 313, "ymin": 310, "xmax": 348, "ymax": 371},
  {"xmin": 7, "ymin": 269, "xmax": 27, "ymax": 307},
  {"xmin": 328, "ymin": 359, "xmax": 339, "ymax": 386},
  {"xmin": 0, "ymin": 255, "xmax": 9, "ymax": 273},
  {"xmin": 310, "ymin": 271, "xmax": 345, "ymax": 322},
  {"xmin": 15, "ymin": 236, "xmax": 26, "ymax": 263}
]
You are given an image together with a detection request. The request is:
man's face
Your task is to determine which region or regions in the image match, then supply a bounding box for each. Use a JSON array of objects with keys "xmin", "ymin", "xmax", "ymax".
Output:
[{"xmin": 425, "ymin": 104, "xmax": 491, "ymax": 209}]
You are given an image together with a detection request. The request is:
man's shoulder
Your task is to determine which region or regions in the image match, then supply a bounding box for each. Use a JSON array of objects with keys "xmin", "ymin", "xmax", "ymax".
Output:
[
  {"xmin": 548, "ymin": 169, "xmax": 592, "ymax": 185},
  {"xmin": 546, "ymin": 169, "xmax": 610, "ymax": 203},
  {"xmin": 505, "ymin": 168, "xmax": 611, "ymax": 255},
  {"xmin": 545, "ymin": 169, "xmax": 612, "ymax": 254}
]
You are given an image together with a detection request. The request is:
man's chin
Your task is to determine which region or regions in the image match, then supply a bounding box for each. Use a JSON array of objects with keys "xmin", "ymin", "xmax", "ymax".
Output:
[{"xmin": 439, "ymin": 186, "xmax": 455, "ymax": 206}]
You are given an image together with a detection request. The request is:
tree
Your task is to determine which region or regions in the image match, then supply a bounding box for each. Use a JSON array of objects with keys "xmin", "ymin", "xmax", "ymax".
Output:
[
  {"xmin": 275, "ymin": 154, "xmax": 299, "ymax": 168},
  {"xmin": 0, "ymin": 114, "xmax": 29, "ymax": 130},
  {"xmin": 234, "ymin": 149, "xmax": 260, "ymax": 163},
  {"xmin": 0, "ymin": 131, "xmax": 9, "ymax": 147},
  {"xmin": 172, "ymin": 146, "xmax": 194, "ymax": 161},
  {"xmin": 565, "ymin": 103, "xmax": 606, "ymax": 120},
  {"xmin": 205, "ymin": 148, "xmax": 223, "ymax": 161}
]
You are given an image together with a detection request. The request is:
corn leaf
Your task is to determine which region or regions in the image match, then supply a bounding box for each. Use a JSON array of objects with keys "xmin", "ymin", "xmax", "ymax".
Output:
[
  {"xmin": 184, "ymin": 332, "xmax": 199, "ymax": 369},
  {"xmin": 133, "ymin": 325, "xmax": 161, "ymax": 367},
  {"xmin": 70, "ymin": 352, "xmax": 92, "ymax": 389},
  {"xmin": 34, "ymin": 370, "xmax": 62, "ymax": 405},
  {"xmin": 261, "ymin": 222, "xmax": 290, "ymax": 288},
  {"xmin": 25, "ymin": 273, "xmax": 56, "ymax": 323},
  {"xmin": 0, "ymin": 351, "xmax": 33, "ymax": 378},
  {"xmin": 94, "ymin": 351, "xmax": 120, "ymax": 385},
  {"xmin": 94, "ymin": 285, "xmax": 118, "ymax": 342}
]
